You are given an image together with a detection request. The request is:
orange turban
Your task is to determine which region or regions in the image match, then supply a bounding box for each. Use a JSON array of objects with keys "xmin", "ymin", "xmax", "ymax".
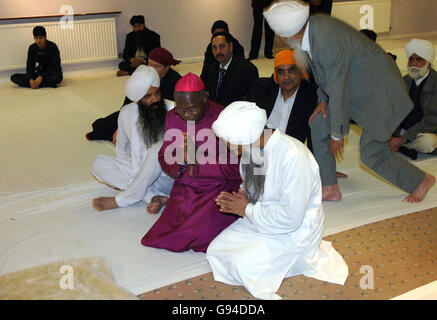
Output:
[{"xmin": 273, "ymin": 49, "xmax": 308, "ymax": 83}]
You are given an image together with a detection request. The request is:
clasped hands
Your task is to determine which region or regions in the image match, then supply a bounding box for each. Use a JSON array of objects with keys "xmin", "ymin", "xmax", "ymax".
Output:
[{"xmin": 215, "ymin": 189, "xmax": 250, "ymax": 217}]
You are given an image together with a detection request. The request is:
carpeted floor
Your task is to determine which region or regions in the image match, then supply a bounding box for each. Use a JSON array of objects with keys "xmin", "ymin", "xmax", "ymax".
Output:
[{"xmin": 139, "ymin": 208, "xmax": 436, "ymax": 300}]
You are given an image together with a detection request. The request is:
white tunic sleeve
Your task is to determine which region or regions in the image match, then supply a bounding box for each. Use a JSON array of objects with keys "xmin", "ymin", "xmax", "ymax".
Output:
[
  {"xmin": 115, "ymin": 106, "xmax": 131, "ymax": 159},
  {"xmin": 244, "ymin": 154, "xmax": 318, "ymax": 235}
]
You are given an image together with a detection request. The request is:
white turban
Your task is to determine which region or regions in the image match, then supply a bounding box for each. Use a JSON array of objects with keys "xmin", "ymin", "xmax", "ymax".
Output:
[
  {"xmin": 212, "ymin": 101, "xmax": 267, "ymax": 145},
  {"xmin": 263, "ymin": 1, "xmax": 309, "ymax": 38},
  {"xmin": 405, "ymin": 39, "xmax": 435, "ymax": 64},
  {"xmin": 125, "ymin": 65, "xmax": 160, "ymax": 102}
]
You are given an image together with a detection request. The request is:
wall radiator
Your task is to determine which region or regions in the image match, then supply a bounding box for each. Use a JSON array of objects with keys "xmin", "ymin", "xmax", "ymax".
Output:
[
  {"xmin": 332, "ymin": 0, "xmax": 392, "ymax": 33},
  {"xmin": 0, "ymin": 17, "xmax": 118, "ymax": 71}
]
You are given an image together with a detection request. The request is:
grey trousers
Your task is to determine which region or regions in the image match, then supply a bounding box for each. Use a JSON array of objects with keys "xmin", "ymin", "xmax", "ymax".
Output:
[{"xmin": 310, "ymin": 112, "xmax": 425, "ymax": 193}]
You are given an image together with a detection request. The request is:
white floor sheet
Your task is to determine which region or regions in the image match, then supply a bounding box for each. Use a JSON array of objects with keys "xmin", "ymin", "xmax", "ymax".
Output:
[{"xmin": 1, "ymin": 35, "xmax": 437, "ymax": 296}]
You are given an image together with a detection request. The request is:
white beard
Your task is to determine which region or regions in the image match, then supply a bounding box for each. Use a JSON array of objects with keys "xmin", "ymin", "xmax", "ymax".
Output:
[
  {"xmin": 286, "ymin": 38, "xmax": 309, "ymax": 75},
  {"xmin": 408, "ymin": 62, "xmax": 430, "ymax": 80}
]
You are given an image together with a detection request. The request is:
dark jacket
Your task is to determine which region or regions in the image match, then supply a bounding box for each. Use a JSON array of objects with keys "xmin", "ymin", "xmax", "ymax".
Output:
[
  {"xmin": 402, "ymin": 68, "xmax": 437, "ymax": 141},
  {"xmin": 201, "ymin": 55, "xmax": 259, "ymax": 107},
  {"xmin": 160, "ymin": 67, "xmax": 182, "ymax": 101},
  {"xmin": 122, "ymin": 28, "xmax": 161, "ymax": 63},
  {"xmin": 26, "ymin": 40, "xmax": 62, "ymax": 79},
  {"xmin": 251, "ymin": 0, "xmax": 274, "ymax": 9},
  {"xmin": 201, "ymin": 35, "xmax": 245, "ymax": 76},
  {"xmin": 302, "ymin": 0, "xmax": 333, "ymax": 15},
  {"xmin": 245, "ymin": 76, "xmax": 318, "ymax": 144}
]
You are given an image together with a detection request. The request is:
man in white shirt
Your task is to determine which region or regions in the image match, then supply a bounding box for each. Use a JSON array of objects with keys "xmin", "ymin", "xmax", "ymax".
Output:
[
  {"xmin": 390, "ymin": 39, "xmax": 437, "ymax": 155},
  {"xmin": 208, "ymin": 101, "xmax": 348, "ymax": 300},
  {"xmin": 91, "ymin": 65, "xmax": 174, "ymax": 213},
  {"xmin": 246, "ymin": 49, "xmax": 316, "ymax": 146}
]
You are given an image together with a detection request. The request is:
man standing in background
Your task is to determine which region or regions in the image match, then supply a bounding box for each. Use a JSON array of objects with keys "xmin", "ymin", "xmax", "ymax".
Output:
[{"xmin": 248, "ymin": 0, "xmax": 275, "ymax": 60}]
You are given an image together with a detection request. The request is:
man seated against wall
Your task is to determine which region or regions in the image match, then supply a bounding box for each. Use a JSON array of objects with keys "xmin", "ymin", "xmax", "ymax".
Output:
[
  {"xmin": 11, "ymin": 26, "xmax": 63, "ymax": 89},
  {"xmin": 201, "ymin": 20, "xmax": 245, "ymax": 76},
  {"xmin": 390, "ymin": 39, "xmax": 437, "ymax": 157},
  {"xmin": 117, "ymin": 15, "xmax": 161, "ymax": 77},
  {"xmin": 201, "ymin": 32, "xmax": 259, "ymax": 107},
  {"xmin": 141, "ymin": 73, "xmax": 241, "ymax": 253}
]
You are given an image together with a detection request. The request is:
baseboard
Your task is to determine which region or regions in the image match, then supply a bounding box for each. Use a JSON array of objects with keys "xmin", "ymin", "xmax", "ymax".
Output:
[
  {"xmin": 380, "ymin": 30, "xmax": 437, "ymax": 40},
  {"xmin": 0, "ymin": 59, "xmax": 120, "ymax": 84}
]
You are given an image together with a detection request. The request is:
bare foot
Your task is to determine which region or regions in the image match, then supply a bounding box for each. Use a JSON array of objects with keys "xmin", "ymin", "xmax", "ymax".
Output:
[
  {"xmin": 116, "ymin": 70, "xmax": 129, "ymax": 77},
  {"xmin": 403, "ymin": 173, "xmax": 435, "ymax": 203},
  {"xmin": 92, "ymin": 197, "xmax": 119, "ymax": 211},
  {"xmin": 146, "ymin": 195, "xmax": 169, "ymax": 214},
  {"xmin": 322, "ymin": 184, "xmax": 342, "ymax": 201},
  {"xmin": 336, "ymin": 171, "xmax": 348, "ymax": 179}
]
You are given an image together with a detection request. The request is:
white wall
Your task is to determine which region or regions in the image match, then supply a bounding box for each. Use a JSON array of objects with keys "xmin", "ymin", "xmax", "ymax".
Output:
[
  {"xmin": 390, "ymin": 0, "xmax": 437, "ymax": 36},
  {"xmin": 0, "ymin": 0, "xmax": 253, "ymax": 60},
  {"xmin": 0, "ymin": 0, "xmax": 436, "ymax": 61}
]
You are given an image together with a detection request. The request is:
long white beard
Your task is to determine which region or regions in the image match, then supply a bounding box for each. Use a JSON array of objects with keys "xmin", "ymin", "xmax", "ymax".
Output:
[
  {"xmin": 286, "ymin": 38, "xmax": 309, "ymax": 74},
  {"xmin": 408, "ymin": 62, "xmax": 430, "ymax": 80}
]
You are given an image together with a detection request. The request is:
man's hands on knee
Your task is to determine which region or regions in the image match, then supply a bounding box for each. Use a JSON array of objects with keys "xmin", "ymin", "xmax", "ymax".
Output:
[{"xmin": 309, "ymin": 101, "xmax": 328, "ymax": 124}]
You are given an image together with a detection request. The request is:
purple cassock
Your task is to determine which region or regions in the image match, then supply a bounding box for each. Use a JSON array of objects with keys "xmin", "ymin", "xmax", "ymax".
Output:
[{"xmin": 141, "ymin": 99, "xmax": 241, "ymax": 253}]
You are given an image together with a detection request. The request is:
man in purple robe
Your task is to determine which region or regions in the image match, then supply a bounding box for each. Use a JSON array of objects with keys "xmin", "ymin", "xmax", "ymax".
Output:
[{"xmin": 141, "ymin": 73, "xmax": 241, "ymax": 253}]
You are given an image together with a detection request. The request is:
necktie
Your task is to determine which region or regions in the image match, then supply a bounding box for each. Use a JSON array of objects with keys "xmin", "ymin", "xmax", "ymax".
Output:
[{"xmin": 216, "ymin": 67, "xmax": 226, "ymax": 97}]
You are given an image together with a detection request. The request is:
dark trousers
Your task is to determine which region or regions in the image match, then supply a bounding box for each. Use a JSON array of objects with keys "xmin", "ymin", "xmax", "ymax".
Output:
[
  {"xmin": 118, "ymin": 61, "xmax": 136, "ymax": 75},
  {"xmin": 87, "ymin": 96, "xmax": 132, "ymax": 141},
  {"xmin": 11, "ymin": 72, "xmax": 63, "ymax": 88},
  {"xmin": 249, "ymin": 6, "xmax": 274, "ymax": 59}
]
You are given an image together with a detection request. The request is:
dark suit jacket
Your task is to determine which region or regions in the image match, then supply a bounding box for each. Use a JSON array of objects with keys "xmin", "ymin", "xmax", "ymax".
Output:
[
  {"xmin": 122, "ymin": 28, "xmax": 161, "ymax": 63},
  {"xmin": 201, "ymin": 35, "xmax": 245, "ymax": 76},
  {"xmin": 402, "ymin": 68, "xmax": 437, "ymax": 141},
  {"xmin": 245, "ymin": 76, "xmax": 317, "ymax": 144},
  {"xmin": 201, "ymin": 55, "xmax": 259, "ymax": 107},
  {"xmin": 302, "ymin": 0, "xmax": 333, "ymax": 15},
  {"xmin": 251, "ymin": 0, "xmax": 274, "ymax": 9}
]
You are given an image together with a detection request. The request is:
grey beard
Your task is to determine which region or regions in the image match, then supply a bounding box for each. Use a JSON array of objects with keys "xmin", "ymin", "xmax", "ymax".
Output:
[
  {"xmin": 242, "ymin": 148, "xmax": 266, "ymax": 204},
  {"xmin": 408, "ymin": 62, "xmax": 430, "ymax": 80}
]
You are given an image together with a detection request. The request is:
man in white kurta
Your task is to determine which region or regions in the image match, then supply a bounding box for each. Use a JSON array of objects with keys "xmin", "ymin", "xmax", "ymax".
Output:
[
  {"xmin": 207, "ymin": 101, "xmax": 348, "ymax": 300},
  {"xmin": 91, "ymin": 65, "xmax": 174, "ymax": 212}
]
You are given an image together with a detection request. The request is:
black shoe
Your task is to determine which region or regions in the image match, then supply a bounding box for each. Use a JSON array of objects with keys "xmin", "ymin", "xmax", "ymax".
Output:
[
  {"xmin": 264, "ymin": 54, "xmax": 274, "ymax": 59},
  {"xmin": 247, "ymin": 56, "xmax": 257, "ymax": 61}
]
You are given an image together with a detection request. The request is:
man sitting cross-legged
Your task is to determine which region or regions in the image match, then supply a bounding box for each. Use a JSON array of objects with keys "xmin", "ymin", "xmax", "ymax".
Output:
[
  {"xmin": 207, "ymin": 101, "xmax": 348, "ymax": 300},
  {"xmin": 91, "ymin": 65, "xmax": 174, "ymax": 213}
]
